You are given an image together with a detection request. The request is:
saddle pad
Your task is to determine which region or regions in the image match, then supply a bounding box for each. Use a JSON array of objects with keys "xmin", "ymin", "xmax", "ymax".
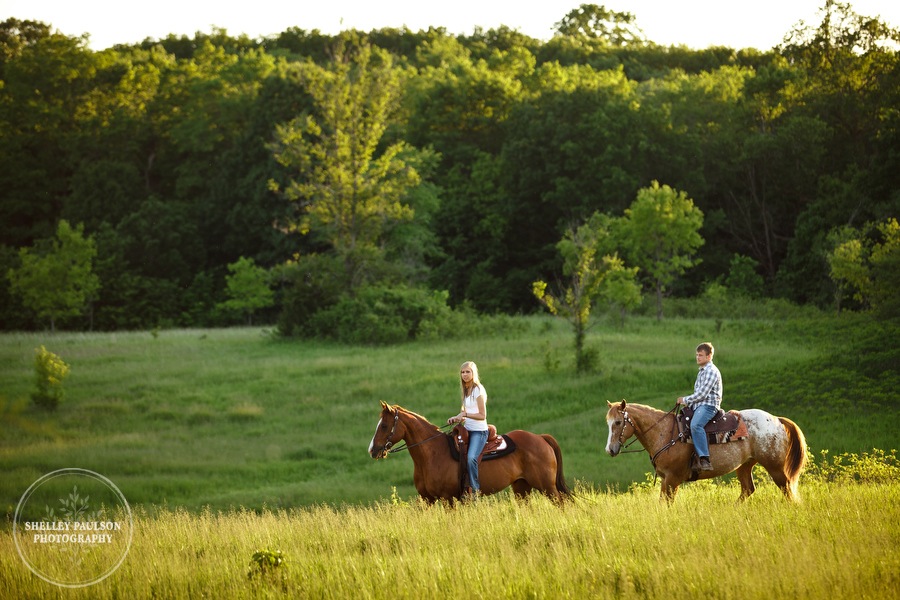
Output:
[{"xmin": 726, "ymin": 416, "xmax": 749, "ymax": 441}]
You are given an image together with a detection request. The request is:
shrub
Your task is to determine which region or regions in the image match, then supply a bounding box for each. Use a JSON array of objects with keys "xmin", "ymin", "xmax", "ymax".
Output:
[
  {"xmin": 247, "ymin": 548, "xmax": 285, "ymax": 580},
  {"xmin": 309, "ymin": 286, "xmax": 452, "ymax": 345},
  {"xmin": 276, "ymin": 255, "xmax": 347, "ymax": 337},
  {"xmin": 218, "ymin": 257, "xmax": 275, "ymax": 326},
  {"xmin": 724, "ymin": 254, "xmax": 765, "ymax": 298},
  {"xmin": 541, "ymin": 341, "xmax": 561, "ymax": 373},
  {"xmin": 576, "ymin": 345, "xmax": 600, "ymax": 374},
  {"xmin": 31, "ymin": 345, "xmax": 69, "ymax": 411},
  {"xmin": 659, "ymin": 293, "xmax": 819, "ymax": 321},
  {"xmin": 805, "ymin": 449, "xmax": 900, "ymax": 484},
  {"xmin": 306, "ymin": 286, "xmax": 531, "ymax": 345}
]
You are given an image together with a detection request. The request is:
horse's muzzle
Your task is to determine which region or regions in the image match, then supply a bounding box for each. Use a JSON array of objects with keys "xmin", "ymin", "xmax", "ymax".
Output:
[
  {"xmin": 370, "ymin": 447, "xmax": 388, "ymax": 460},
  {"xmin": 606, "ymin": 443, "xmax": 620, "ymax": 457}
]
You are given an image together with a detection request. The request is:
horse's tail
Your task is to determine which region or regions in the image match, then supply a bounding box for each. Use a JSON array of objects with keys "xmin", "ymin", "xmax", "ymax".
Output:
[
  {"xmin": 779, "ymin": 416, "xmax": 809, "ymax": 501},
  {"xmin": 541, "ymin": 434, "xmax": 571, "ymax": 499}
]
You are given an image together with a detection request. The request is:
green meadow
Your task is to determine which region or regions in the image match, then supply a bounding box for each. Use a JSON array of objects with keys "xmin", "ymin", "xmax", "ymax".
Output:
[
  {"xmin": 1, "ymin": 314, "xmax": 899, "ymax": 598},
  {"xmin": 1, "ymin": 314, "xmax": 897, "ymax": 512}
]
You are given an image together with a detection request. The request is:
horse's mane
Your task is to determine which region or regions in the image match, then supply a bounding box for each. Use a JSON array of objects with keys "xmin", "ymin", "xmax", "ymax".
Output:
[
  {"xmin": 611, "ymin": 401, "xmax": 671, "ymax": 421},
  {"xmin": 625, "ymin": 402, "xmax": 669, "ymax": 416},
  {"xmin": 390, "ymin": 404, "xmax": 442, "ymax": 431}
]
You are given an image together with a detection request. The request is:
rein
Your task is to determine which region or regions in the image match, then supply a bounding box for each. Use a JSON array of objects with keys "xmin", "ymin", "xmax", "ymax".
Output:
[{"xmin": 649, "ymin": 414, "xmax": 682, "ymax": 466}]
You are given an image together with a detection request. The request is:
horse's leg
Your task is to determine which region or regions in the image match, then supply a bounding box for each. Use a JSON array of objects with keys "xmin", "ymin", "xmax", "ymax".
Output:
[
  {"xmin": 756, "ymin": 445, "xmax": 795, "ymax": 500},
  {"xmin": 736, "ymin": 460, "xmax": 757, "ymax": 502},
  {"xmin": 659, "ymin": 475, "xmax": 680, "ymax": 503},
  {"xmin": 760, "ymin": 462, "xmax": 793, "ymax": 498},
  {"xmin": 530, "ymin": 465, "xmax": 561, "ymax": 501},
  {"xmin": 538, "ymin": 482, "xmax": 562, "ymax": 502},
  {"xmin": 510, "ymin": 433, "xmax": 562, "ymax": 500},
  {"xmin": 512, "ymin": 479, "xmax": 532, "ymax": 498}
]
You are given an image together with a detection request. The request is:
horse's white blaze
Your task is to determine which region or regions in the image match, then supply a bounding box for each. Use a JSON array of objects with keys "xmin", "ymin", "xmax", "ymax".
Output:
[
  {"xmin": 605, "ymin": 415, "xmax": 617, "ymax": 454},
  {"xmin": 368, "ymin": 417, "xmax": 383, "ymax": 453}
]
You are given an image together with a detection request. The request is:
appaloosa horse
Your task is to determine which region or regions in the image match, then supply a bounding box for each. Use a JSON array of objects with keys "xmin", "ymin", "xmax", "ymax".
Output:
[
  {"xmin": 605, "ymin": 400, "xmax": 808, "ymax": 502},
  {"xmin": 369, "ymin": 402, "xmax": 570, "ymax": 502}
]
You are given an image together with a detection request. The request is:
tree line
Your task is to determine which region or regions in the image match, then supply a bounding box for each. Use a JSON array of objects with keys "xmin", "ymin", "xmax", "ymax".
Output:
[{"xmin": 1, "ymin": 2, "xmax": 898, "ymax": 334}]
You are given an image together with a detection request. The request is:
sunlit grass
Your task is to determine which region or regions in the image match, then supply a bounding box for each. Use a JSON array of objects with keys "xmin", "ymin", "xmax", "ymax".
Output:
[{"xmin": 1, "ymin": 483, "xmax": 897, "ymax": 599}]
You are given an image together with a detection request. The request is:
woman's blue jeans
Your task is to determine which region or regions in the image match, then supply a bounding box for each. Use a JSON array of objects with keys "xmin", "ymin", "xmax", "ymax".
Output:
[
  {"xmin": 690, "ymin": 404, "xmax": 718, "ymax": 458},
  {"xmin": 466, "ymin": 429, "xmax": 488, "ymax": 492}
]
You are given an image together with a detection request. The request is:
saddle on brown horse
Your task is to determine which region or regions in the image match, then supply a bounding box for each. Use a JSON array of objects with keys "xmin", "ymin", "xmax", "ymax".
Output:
[{"xmin": 450, "ymin": 425, "xmax": 517, "ymax": 496}]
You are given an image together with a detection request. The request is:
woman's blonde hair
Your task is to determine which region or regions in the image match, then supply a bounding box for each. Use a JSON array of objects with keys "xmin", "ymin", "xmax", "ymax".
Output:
[{"xmin": 459, "ymin": 361, "xmax": 481, "ymax": 403}]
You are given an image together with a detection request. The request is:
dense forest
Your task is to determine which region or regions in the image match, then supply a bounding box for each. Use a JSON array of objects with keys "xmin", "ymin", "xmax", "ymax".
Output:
[{"xmin": 1, "ymin": 2, "xmax": 898, "ymax": 333}]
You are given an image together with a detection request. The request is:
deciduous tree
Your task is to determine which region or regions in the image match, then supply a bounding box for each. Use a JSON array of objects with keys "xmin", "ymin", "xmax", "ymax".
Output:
[
  {"xmin": 827, "ymin": 218, "xmax": 900, "ymax": 317},
  {"xmin": 220, "ymin": 257, "xmax": 274, "ymax": 325},
  {"xmin": 554, "ymin": 4, "xmax": 645, "ymax": 46},
  {"xmin": 7, "ymin": 221, "xmax": 100, "ymax": 331},
  {"xmin": 270, "ymin": 40, "xmax": 427, "ymax": 289},
  {"xmin": 619, "ymin": 182, "xmax": 704, "ymax": 320},
  {"xmin": 533, "ymin": 212, "xmax": 638, "ymax": 372}
]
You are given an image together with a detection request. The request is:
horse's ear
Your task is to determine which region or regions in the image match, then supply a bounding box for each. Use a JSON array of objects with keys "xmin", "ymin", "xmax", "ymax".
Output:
[
  {"xmin": 607, "ymin": 400, "xmax": 614, "ymax": 408},
  {"xmin": 619, "ymin": 400, "xmax": 626, "ymax": 410},
  {"xmin": 380, "ymin": 400, "xmax": 388, "ymax": 410}
]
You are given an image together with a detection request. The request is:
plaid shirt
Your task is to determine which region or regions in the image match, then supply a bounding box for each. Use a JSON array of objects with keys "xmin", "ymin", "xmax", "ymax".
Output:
[{"xmin": 683, "ymin": 361, "xmax": 722, "ymax": 409}]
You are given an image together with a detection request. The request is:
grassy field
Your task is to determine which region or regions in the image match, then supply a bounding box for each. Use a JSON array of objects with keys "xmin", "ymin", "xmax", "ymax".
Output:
[
  {"xmin": 1, "ymin": 314, "xmax": 898, "ymax": 514},
  {"xmin": 1, "ymin": 482, "xmax": 898, "ymax": 599}
]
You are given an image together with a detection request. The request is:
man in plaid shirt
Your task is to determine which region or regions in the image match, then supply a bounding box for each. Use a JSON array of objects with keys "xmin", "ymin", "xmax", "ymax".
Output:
[{"xmin": 677, "ymin": 342, "xmax": 723, "ymax": 471}]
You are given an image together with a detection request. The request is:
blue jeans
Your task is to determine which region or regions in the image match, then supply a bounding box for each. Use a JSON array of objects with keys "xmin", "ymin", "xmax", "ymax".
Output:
[
  {"xmin": 466, "ymin": 429, "xmax": 488, "ymax": 492},
  {"xmin": 690, "ymin": 404, "xmax": 718, "ymax": 459}
]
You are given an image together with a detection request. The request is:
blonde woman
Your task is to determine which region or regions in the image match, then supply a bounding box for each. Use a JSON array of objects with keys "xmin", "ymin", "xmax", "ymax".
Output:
[{"xmin": 447, "ymin": 360, "xmax": 489, "ymax": 495}]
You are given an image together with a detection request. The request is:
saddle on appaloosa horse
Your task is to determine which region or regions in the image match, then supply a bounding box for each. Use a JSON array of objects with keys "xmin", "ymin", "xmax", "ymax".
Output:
[{"xmin": 676, "ymin": 406, "xmax": 749, "ymax": 478}]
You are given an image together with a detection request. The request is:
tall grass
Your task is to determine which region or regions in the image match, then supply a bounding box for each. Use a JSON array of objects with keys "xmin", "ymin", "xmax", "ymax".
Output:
[
  {"xmin": 1, "ymin": 314, "xmax": 897, "ymax": 513},
  {"xmin": 1, "ymin": 483, "xmax": 898, "ymax": 599}
]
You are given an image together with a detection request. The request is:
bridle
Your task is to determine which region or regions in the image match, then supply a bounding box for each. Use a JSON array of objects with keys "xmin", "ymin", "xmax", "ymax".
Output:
[
  {"xmin": 378, "ymin": 411, "xmax": 453, "ymax": 455},
  {"xmin": 614, "ymin": 404, "xmax": 681, "ymax": 461},
  {"xmin": 379, "ymin": 411, "xmax": 401, "ymax": 454},
  {"xmin": 614, "ymin": 407, "xmax": 644, "ymax": 454}
]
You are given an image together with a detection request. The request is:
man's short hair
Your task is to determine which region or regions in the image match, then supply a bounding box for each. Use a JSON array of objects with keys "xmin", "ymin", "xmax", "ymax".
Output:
[{"xmin": 696, "ymin": 342, "xmax": 714, "ymax": 358}]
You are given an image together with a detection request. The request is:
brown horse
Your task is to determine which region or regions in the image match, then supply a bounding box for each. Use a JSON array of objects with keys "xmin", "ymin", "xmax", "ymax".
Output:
[
  {"xmin": 605, "ymin": 400, "xmax": 808, "ymax": 503},
  {"xmin": 369, "ymin": 402, "xmax": 570, "ymax": 502}
]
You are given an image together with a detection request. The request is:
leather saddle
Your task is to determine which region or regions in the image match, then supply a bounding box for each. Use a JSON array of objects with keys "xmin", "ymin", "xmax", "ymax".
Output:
[
  {"xmin": 449, "ymin": 424, "xmax": 515, "ymax": 461},
  {"xmin": 677, "ymin": 406, "xmax": 748, "ymax": 446},
  {"xmin": 449, "ymin": 425, "xmax": 517, "ymax": 497}
]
